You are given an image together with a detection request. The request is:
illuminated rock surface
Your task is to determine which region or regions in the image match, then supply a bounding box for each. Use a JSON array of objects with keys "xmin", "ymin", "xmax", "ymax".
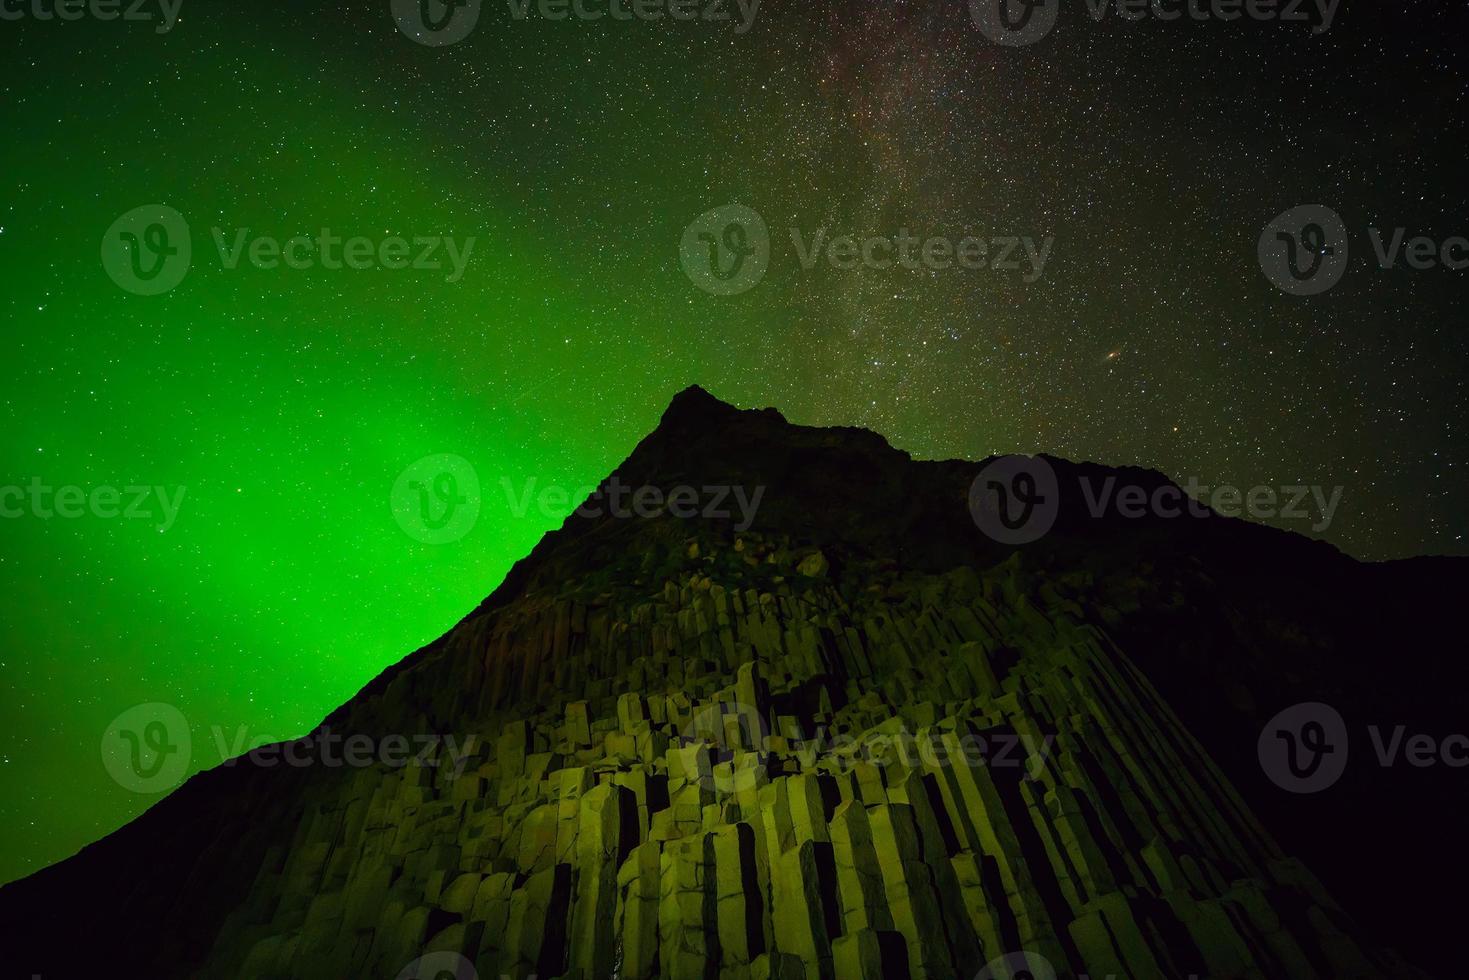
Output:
[{"xmin": 3, "ymin": 387, "xmax": 1463, "ymax": 979}]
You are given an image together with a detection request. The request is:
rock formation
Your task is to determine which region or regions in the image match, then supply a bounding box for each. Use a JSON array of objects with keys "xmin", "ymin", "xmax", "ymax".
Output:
[{"xmin": 2, "ymin": 386, "xmax": 1464, "ymax": 979}]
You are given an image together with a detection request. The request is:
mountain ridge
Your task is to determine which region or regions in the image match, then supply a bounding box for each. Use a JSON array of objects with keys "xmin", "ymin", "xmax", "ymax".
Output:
[
  {"xmin": 2, "ymin": 385, "xmax": 1464, "ymax": 978},
  {"xmin": 330, "ymin": 383, "xmax": 1345, "ymax": 735}
]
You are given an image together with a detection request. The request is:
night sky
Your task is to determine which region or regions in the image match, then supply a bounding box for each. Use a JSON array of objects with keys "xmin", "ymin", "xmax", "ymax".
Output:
[{"xmin": 1, "ymin": 0, "xmax": 1464, "ymax": 886}]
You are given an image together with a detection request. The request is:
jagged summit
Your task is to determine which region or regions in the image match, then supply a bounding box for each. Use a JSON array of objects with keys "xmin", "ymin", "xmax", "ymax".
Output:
[
  {"xmin": 658, "ymin": 384, "xmax": 747, "ymax": 426},
  {"xmin": 2, "ymin": 393, "xmax": 1466, "ymax": 979},
  {"xmin": 649, "ymin": 386, "xmax": 899, "ymax": 461},
  {"xmin": 499, "ymin": 385, "xmax": 1341, "ymax": 609}
]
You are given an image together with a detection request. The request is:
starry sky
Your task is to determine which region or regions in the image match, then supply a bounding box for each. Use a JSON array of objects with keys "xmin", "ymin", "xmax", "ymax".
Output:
[{"xmin": 0, "ymin": 0, "xmax": 1465, "ymax": 885}]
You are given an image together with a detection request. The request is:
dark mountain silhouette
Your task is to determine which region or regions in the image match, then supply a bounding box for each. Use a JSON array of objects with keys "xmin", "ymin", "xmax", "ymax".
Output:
[{"xmin": 2, "ymin": 385, "xmax": 1463, "ymax": 978}]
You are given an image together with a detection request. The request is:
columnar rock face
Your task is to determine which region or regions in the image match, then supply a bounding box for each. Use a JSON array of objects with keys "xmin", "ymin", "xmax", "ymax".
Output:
[
  {"xmin": 194, "ymin": 550, "xmax": 1380, "ymax": 979},
  {"xmin": 2, "ymin": 387, "xmax": 1462, "ymax": 978}
]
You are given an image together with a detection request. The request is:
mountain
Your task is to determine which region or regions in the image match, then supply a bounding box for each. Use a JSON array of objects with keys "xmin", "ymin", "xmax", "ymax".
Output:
[{"xmin": 2, "ymin": 385, "xmax": 1464, "ymax": 979}]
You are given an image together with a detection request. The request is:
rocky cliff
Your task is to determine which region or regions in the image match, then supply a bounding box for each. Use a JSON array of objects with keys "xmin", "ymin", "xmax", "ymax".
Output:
[{"xmin": 2, "ymin": 386, "xmax": 1464, "ymax": 979}]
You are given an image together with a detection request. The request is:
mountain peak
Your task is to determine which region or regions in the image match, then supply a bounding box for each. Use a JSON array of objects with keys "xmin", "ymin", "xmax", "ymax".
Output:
[
  {"xmin": 665, "ymin": 383, "xmax": 726, "ymax": 410},
  {"xmin": 656, "ymin": 384, "xmax": 747, "ymax": 431}
]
